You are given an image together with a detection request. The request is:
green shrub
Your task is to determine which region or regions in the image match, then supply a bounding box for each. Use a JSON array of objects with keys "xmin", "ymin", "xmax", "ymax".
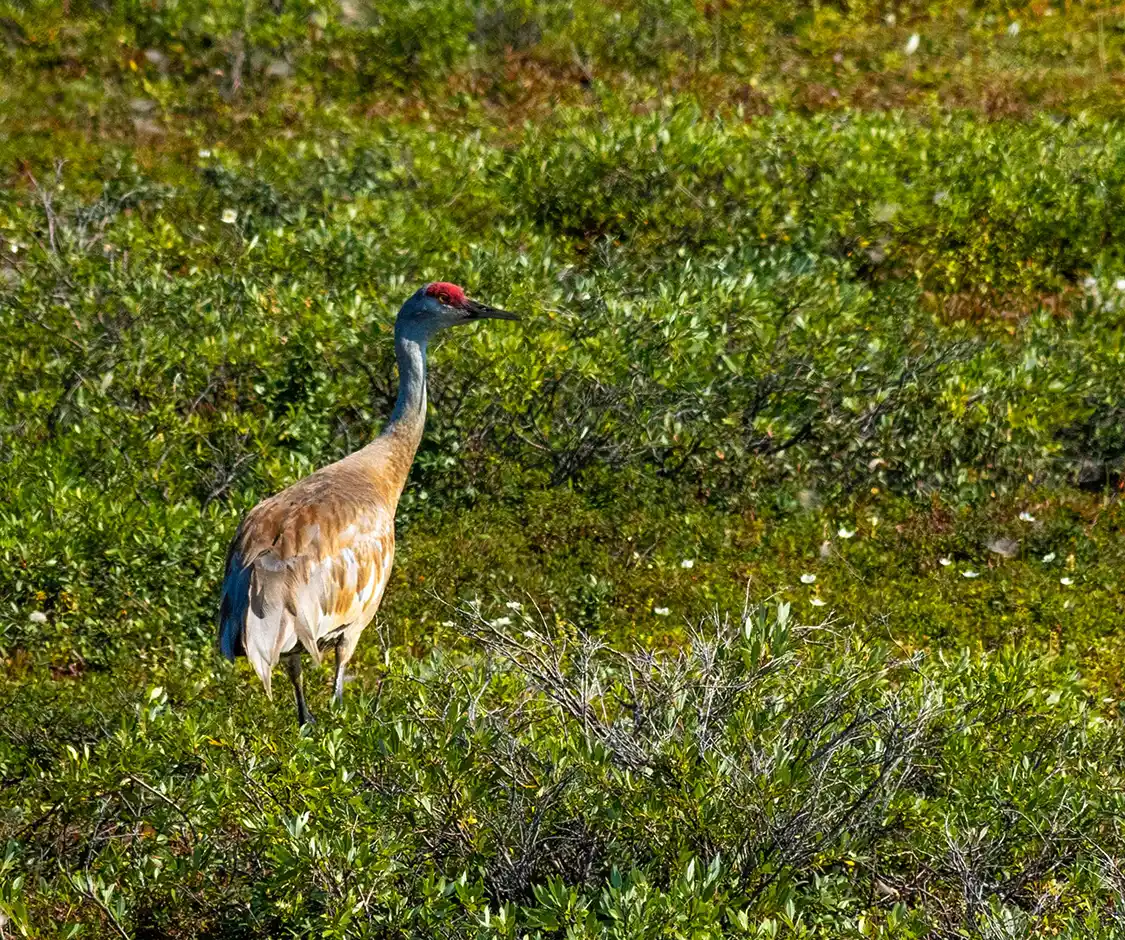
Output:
[
  {"xmin": 2, "ymin": 603, "xmax": 1123, "ymax": 936},
  {"xmin": 4, "ymin": 2, "xmax": 1125, "ymax": 934}
]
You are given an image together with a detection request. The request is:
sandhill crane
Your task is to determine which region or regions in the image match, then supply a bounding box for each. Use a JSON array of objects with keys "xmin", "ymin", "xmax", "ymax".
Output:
[{"xmin": 218, "ymin": 282, "xmax": 518, "ymax": 724}]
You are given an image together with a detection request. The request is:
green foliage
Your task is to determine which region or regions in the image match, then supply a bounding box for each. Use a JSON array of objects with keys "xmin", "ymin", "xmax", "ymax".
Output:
[
  {"xmin": 4, "ymin": 1, "xmax": 1125, "ymax": 935},
  {"xmin": 5, "ymin": 605, "xmax": 1125, "ymax": 937}
]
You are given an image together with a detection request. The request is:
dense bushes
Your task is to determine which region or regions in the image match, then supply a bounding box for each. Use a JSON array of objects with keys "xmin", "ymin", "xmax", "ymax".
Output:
[
  {"xmin": 4, "ymin": 1, "xmax": 1125, "ymax": 935},
  {"xmin": 7, "ymin": 109, "xmax": 1125, "ymax": 508},
  {"xmin": 6, "ymin": 34, "xmax": 1125, "ymax": 658},
  {"xmin": 4, "ymin": 603, "xmax": 1124, "ymax": 937},
  {"xmin": 4, "ymin": 0, "xmax": 1125, "ymax": 116},
  {"xmin": 5, "ymin": 69, "xmax": 1125, "ymax": 674}
]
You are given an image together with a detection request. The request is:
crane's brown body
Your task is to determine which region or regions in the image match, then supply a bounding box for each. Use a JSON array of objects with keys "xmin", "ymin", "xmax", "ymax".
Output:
[
  {"xmin": 218, "ymin": 425, "xmax": 418, "ymax": 701},
  {"xmin": 218, "ymin": 282, "xmax": 516, "ymax": 724}
]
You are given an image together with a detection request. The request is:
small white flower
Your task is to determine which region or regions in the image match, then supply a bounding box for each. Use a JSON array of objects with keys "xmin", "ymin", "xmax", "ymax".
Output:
[
  {"xmin": 810, "ymin": 598, "xmax": 827, "ymax": 607},
  {"xmin": 800, "ymin": 573, "xmax": 816, "ymax": 584},
  {"xmin": 681, "ymin": 559, "xmax": 694, "ymax": 569},
  {"xmin": 9, "ymin": 243, "xmax": 18, "ymax": 254},
  {"xmin": 491, "ymin": 616, "xmax": 512, "ymax": 627},
  {"xmin": 221, "ymin": 208, "xmax": 238, "ymax": 224},
  {"xmin": 505, "ymin": 600, "xmax": 522, "ymax": 611},
  {"xmin": 198, "ymin": 148, "xmax": 212, "ymax": 158},
  {"xmin": 1083, "ymin": 276, "xmax": 1099, "ymax": 291},
  {"xmin": 28, "ymin": 611, "xmax": 47, "ymax": 623},
  {"xmin": 1042, "ymin": 553, "xmax": 1056, "ymax": 563},
  {"xmin": 904, "ymin": 33, "xmax": 920, "ymax": 55},
  {"xmin": 885, "ymin": 12, "xmax": 896, "ymax": 25},
  {"xmin": 962, "ymin": 570, "xmax": 979, "ymax": 579},
  {"xmin": 1007, "ymin": 20, "xmax": 1020, "ymax": 36},
  {"xmin": 1019, "ymin": 511, "xmax": 1036, "ymax": 522},
  {"xmin": 1116, "ymin": 278, "xmax": 1125, "ymax": 291},
  {"xmin": 1060, "ymin": 577, "xmax": 1074, "ymax": 586},
  {"xmin": 837, "ymin": 528, "xmax": 855, "ymax": 539},
  {"xmin": 654, "ymin": 607, "xmax": 670, "ymax": 616},
  {"xmin": 939, "ymin": 557, "xmax": 952, "ymax": 567}
]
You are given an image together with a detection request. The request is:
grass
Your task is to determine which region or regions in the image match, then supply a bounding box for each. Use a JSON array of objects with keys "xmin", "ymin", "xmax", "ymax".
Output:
[{"xmin": 2, "ymin": 1, "xmax": 1125, "ymax": 936}]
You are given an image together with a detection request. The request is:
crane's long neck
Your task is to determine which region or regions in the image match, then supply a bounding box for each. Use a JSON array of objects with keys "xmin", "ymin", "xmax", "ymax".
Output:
[
  {"xmin": 362, "ymin": 329, "xmax": 428, "ymax": 501},
  {"xmin": 388, "ymin": 331, "xmax": 428, "ymax": 434}
]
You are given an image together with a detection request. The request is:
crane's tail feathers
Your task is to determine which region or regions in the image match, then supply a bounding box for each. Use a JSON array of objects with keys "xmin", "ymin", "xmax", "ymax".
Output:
[
  {"xmin": 241, "ymin": 559, "xmax": 299, "ymax": 698},
  {"xmin": 218, "ymin": 555, "xmax": 251, "ymax": 661},
  {"xmin": 248, "ymin": 645, "xmax": 274, "ymax": 699},
  {"xmin": 294, "ymin": 585, "xmax": 324, "ymax": 666},
  {"xmin": 218, "ymin": 617, "xmax": 243, "ymax": 661},
  {"xmin": 218, "ymin": 547, "xmax": 342, "ymax": 693}
]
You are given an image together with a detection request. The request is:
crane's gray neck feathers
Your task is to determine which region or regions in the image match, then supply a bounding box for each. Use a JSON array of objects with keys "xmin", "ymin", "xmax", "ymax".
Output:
[
  {"xmin": 387, "ymin": 331, "xmax": 428, "ymax": 431},
  {"xmin": 358, "ymin": 318, "xmax": 431, "ymax": 501}
]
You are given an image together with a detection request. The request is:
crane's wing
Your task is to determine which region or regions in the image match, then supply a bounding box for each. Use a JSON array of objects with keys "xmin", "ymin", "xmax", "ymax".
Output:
[{"xmin": 218, "ymin": 486, "xmax": 393, "ymax": 697}]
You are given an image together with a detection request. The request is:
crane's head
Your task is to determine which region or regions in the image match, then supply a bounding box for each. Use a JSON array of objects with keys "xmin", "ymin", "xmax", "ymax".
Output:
[{"xmin": 396, "ymin": 282, "xmax": 518, "ymax": 340}]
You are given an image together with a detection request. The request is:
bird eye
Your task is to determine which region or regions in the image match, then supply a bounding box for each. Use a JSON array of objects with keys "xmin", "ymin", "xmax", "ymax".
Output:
[{"xmin": 437, "ymin": 292, "xmax": 450, "ymax": 305}]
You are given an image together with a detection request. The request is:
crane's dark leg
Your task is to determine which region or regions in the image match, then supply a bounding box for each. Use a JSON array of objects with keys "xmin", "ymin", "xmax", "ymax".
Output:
[
  {"xmin": 284, "ymin": 653, "xmax": 314, "ymax": 726},
  {"xmin": 333, "ymin": 632, "xmax": 358, "ymax": 705}
]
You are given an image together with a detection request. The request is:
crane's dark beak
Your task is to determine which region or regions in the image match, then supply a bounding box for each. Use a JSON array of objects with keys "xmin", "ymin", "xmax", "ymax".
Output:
[{"xmin": 465, "ymin": 298, "xmax": 519, "ymax": 321}]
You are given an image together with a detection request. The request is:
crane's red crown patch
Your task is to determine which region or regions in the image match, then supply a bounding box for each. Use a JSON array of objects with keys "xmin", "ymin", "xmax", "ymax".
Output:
[{"xmin": 425, "ymin": 282, "xmax": 466, "ymax": 307}]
